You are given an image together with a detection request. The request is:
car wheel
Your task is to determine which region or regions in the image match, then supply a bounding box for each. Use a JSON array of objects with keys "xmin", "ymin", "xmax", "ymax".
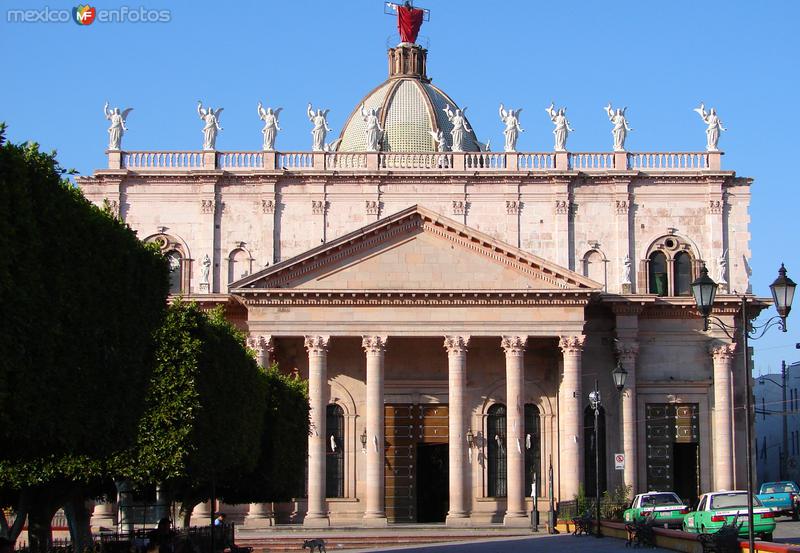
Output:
[
  {"xmin": 761, "ymin": 533, "xmax": 773, "ymax": 542},
  {"xmin": 701, "ymin": 525, "xmax": 706, "ymax": 534},
  {"xmin": 793, "ymin": 508, "xmax": 799, "ymax": 522}
]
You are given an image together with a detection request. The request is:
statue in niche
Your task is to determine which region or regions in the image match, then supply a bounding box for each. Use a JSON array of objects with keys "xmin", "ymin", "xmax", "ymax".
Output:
[
  {"xmin": 622, "ymin": 254, "xmax": 632, "ymax": 284},
  {"xmin": 200, "ymin": 254, "xmax": 211, "ymax": 285}
]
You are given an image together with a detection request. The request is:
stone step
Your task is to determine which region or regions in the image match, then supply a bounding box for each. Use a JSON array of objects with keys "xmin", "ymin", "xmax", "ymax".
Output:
[{"xmin": 237, "ymin": 532, "xmax": 529, "ymax": 552}]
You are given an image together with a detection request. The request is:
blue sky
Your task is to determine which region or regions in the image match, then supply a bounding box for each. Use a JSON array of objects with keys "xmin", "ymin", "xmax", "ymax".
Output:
[{"xmin": 2, "ymin": 0, "xmax": 798, "ymax": 374}]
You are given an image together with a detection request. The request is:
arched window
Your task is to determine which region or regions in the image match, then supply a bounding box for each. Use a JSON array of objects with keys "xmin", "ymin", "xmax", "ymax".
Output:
[
  {"xmin": 228, "ymin": 248, "xmax": 251, "ymax": 286},
  {"xmin": 487, "ymin": 403, "xmax": 507, "ymax": 497},
  {"xmin": 584, "ymin": 405, "xmax": 607, "ymax": 497},
  {"xmin": 524, "ymin": 404, "xmax": 541, "ymax": 496},
  {"xmin": 326, "ymin": 404, "xmax": 344, "ymax": 498},
  {"xmin": 166, "ymin": 251, "xmax": 182, "ymax": 294},
  {"xmin": 582, "ymin": 250, "xmax": 606, "ymax": 289},
  {"xmin": 648, "ymin": 251, "xmax": 668, "ymax": 296},
  {"xmin": 674, "ymin": 251, "xmax": 692, "ymax": 296}
]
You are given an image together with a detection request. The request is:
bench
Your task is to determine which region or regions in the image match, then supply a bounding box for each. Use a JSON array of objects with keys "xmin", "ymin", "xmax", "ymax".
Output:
[
  {"xmin": 625, "ymin": 518, "xmax": 656, "ymax": 548},
  {"xmin": 571, "ymin": 510, "xmax": 593, "ymax": 536}
]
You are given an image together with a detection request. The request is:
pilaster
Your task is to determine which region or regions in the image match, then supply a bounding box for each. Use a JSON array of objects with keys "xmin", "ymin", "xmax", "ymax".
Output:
[
  {"xmin": 444, "ymin": 335, "xmax": 471, "ymax": 526},
  {"xmin": 362, "ymin": 335, "xmax": 388, "ymax": 526},
  {"xmin": 711, "ymin": 342, "xmax": 736, "ymax": 490},
  {"xmin": 304, "ymin": 335, "xmax": 330, "ymax": 527},
  {"xmin": 558, "ymin": 335, "xmax": 586, "ymax": 501},
  {"xmin": 502, "ymin": 335, "xmax": 529, "ymax": 526}
]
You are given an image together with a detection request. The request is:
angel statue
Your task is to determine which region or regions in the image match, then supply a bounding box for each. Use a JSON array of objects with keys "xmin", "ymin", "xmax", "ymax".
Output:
[
  {"xmin": 257, "ymin": 102, "xmax": 282, "ymax": 151},
  {"xmin": 360, "ymin": 104, "xmax": 384, "ymax": 152},
  {"xmin": 197, "ymin": 101, "xmax": 223, "ymax": 150},
  {"xmin": 427, "ymin": 129, "xmax": 447, "ymax": 152},
  {"xmin": 443, "ymin": 104, "xmax": 472, "ymax": 152},
  {"xmin": 498, "ymin": 104, "xmax": 524, "ymax": 152},
  {"xmin": 307, "ymin": 103, "xmax": 332, "ymax": 152},
  {"xmin": 714, "ymin": 249, "xmax": 728, "ymax": 284},
  {"xmin": 604, "ymin": 103, "xmax": 632, "ymax": 152},
  {"xmin": 103, "ymin": 102, "xmax": 133, "ymax": 150},
  {"xmin": 693, "ymin": 102, "xmax": 727, "ymax": 152},
  {"xmin": 545, "ymin": 102, "xmax": 574, "ymax": 152}
]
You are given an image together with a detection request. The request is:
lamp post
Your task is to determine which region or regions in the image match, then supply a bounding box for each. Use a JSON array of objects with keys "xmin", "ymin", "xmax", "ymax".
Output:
[
  {"xmin": 757, "ymin": 361, "xmax": 788, "ymax": 480},
  {"xmin": 691, "ymin": 263, "xmax": 796, "ymax": 553},
  {"xmin": 588, "ymin": 381, "xmax": 603, "ymax": 538}
]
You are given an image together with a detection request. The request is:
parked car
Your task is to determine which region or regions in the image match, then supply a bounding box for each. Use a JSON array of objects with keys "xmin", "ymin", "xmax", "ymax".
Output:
[
  {"xmin": 757, "ymin": 481, "xmax": 800, "ymax": 520},
  {"xmin": 682, "ymin": 490, "xmax": 776, "ymax": 541},
  {"xmin": 623, "ymin": 491, "xmax": 690, "ymax": 528}
]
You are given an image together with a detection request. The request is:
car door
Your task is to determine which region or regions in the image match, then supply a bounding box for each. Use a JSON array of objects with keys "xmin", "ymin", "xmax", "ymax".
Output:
[{"xmin": 688, "ymin": 495, "xmax": 707, "ymax": 532}]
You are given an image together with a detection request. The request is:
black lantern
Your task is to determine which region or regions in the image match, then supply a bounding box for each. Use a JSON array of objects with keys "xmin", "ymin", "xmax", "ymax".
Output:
[
  {"xmin": 360, "ymin": 428, "xmax": 367, "ymax": 449},
  {"xmin": 769, "ymin": 263, "xmax": 796, "ymax": 324},
  {"xmin": 691, "ymin": 265, "xmax": 718, "ymax": 321},
  {"xmin": 466, "ymin": 428, "xmax": 474, "ymax": 448},
  {"xmin": 612, "ymin": 362, "xmax": 628, "ymax": 392}
]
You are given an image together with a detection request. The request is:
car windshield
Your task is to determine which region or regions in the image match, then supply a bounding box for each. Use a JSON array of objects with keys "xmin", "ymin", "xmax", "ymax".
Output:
[
  {"xmin": 760, "ymin": 482, "xmax": 798, "ymax": 493},
  {"xmin": 711, "ymin": 493, "xmax": 763, "ymax": 509},
  {"xmin": 641, "ymin": 493, "xmax": 682, "ymax": 506}
]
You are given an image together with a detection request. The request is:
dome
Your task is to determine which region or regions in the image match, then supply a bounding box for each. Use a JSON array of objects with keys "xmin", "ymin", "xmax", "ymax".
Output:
[{"xmin": 336, "ymin": 46, "xmax": 481, "ymax": 153}]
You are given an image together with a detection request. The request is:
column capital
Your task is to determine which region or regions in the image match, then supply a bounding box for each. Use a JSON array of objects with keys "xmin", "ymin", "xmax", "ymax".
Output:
[
  {"xmin": 615, "ymin": 341, "xmax": 639, "ymax": 363},
  {"xmin": 710, "ymin": 342, "xmax": 737, "ymax": 361},
  {"xmin": 559, "ymin": 334, "xmax": 586, "ymax": 355},
  {"xmin": 304, "ymin": 335, "xmax": 330, "ymax": 354},
  {"xmin": 501, "ymin": 335, "xmax": 528, "ymax": 355},
  {"xmin": 362, "ymin": 335, "xmax": 388, "ymax": 354},
  {"xmin": 248, "ymin": 334, "xmax": 274, "ymax": 353},
  {"xmin": 443, "ymin": 335, "xmax": 470, "ymax": 354}
]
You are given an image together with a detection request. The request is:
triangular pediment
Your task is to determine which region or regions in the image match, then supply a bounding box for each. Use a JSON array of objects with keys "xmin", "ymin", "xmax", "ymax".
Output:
[{"xmin": 232, "ymin": 206, "xmax": 601, "ymax": 293}]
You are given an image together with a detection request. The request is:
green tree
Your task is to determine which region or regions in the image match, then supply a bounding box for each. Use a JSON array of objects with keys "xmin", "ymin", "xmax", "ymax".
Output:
[
  {"xmin": 0, "ymin": 124, "xmax": 169, "ymax": 551},
  {"xmin": 114, "ymin": 302, "xmax": 268, "ymax": 521}
]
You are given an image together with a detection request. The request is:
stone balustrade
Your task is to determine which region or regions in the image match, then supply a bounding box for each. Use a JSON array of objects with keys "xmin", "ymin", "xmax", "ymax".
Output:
[{"xmin": 110, "ymin": 149, "xmax": 721, "ymax": 172}]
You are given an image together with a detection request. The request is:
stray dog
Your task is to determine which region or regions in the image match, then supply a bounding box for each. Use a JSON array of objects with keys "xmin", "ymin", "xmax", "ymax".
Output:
[{"xmin": 302, "ymin": 539, "xmax": 326, "ymax": 553}]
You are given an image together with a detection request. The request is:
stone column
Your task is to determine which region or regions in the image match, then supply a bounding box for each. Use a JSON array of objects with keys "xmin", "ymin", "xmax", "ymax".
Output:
[
  {"xmin": 616, "ymin": 342, "xmax": 639, "ymax": 493},
  {"xmin": 244, "ymin": 335, "xmax": 276, "ymax": 527},
  {"xmin": 502, "ymin": 335, "xmax": 528, "ymax": 526},
  {"xmin": 711, "ymin": 343, "xmax": 736, "ymax": 491},
  {"xmin": 304, "ymin": 335, "xmax": 330, "ymax": 527},
  {"xmin": 90, "ymin": 499, "xmax": 116, "ymax": 531},
  {"xmin": 444, "ymin": 335, "xmax": 471, "ymax": 526},
  {"xmin": 362, "ymin": 335, "xmax": 388, "ymax": 526},
  {"xmin": 558, "ymin": 335, "xmax": 586, "ymax": 501}
]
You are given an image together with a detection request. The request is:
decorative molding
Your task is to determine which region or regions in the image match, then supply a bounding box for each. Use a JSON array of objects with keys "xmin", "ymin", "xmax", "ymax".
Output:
[
  {"xmin": 708, "ymin": 199, "xmax": 723, "ymax": 214},
  {"xmin": 710, "ymin": 342, "xmax": 737, "ymax": 360},
  {"xmin": 452, "ymin": 200, "xmax": 466, "ymax": 216},
  {"xmin": 506, "ymin": 200, "xmax": 520, "ymax": 215},
  {"xmin": 104, "ymin": 198, "xmax": 120, "ymax": 217},
  {"xmin": 362, "ymin": 335, "xmax": 388, "ymax": 354},
  {"xmin": 501, "ymin": 335, "xmax": 528, "ymax": 354},
  {"xmin": 558, "ymin": 335, "xmax": 586, "ymax": 355},
  {"xmin": 615, "ymin": 341, "xmax": 639, "ymax": 364},
  {"xmin": 311, "ymin": 200, "xmax": 327, "ymax": 215},
  {"xmin": 248, "ymin": 334, "xmax": 275, "ymax": 357},
  {"xmin": 365, "ymin": 200, "xmax": 380, "ymax": 216},
  {"xmin": 304, "ymin": 335, "xmax": 330, "ymax": 354},
  {"xmin": 615, "ymin": 199, "xmax": 629, "ymax": 215},
  {"xmin": 201, "ymin": 199, "xmax": 214, "ymax": 214},
  {"xmin": 443, "ymin": 335, "xmax": 470, "ymax": 354},
  {"xmin": 262, "ymin": 199, "xmax": 275, "ymax": 214},
  {"xmin": 554, "ymin": 199, "xmax": 569, "ymax": 215}
]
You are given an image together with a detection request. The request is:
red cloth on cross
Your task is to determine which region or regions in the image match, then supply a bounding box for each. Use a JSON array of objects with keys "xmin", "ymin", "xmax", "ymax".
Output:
[{"xmin": 397, "ymin": 5, "xmax": 424, "ymax": 43}]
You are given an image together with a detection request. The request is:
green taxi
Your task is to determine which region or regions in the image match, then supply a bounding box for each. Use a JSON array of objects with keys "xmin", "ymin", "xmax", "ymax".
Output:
[
  {"xmin": 623, "ymin": 491, "xmax": 689, "ymax": 528},
  {"xmin": 682, "ymin": 490, "xmax": 776, "ymax": 540}
]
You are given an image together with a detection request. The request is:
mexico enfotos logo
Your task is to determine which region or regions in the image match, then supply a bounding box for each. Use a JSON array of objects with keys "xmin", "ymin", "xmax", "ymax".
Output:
[{"xmin": 7, "ymin": 5, "xmax": 172, "ymax": 24}]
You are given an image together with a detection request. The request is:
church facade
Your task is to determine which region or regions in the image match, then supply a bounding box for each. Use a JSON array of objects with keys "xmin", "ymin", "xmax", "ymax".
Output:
[{"xmin": 78, "ymin": 43, "xmax": 757, "ymax": 527}]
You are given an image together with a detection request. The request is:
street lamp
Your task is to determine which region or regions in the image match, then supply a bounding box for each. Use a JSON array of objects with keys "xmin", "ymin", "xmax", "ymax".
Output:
[
  {"xmin": 612, "ymin": 362, "xmax": 628, "ymax": 392},
  {"xmin": 691, "ymin": 263, "xmax": 795, "ymax": 553},
  {"xmin": 588, "ymin": 381, "xmax": 603, "ymax": 538}
]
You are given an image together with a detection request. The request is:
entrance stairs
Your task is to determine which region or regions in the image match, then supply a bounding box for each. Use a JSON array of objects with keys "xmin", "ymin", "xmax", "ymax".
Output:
[{"xmin": 236, "ymin": 526, "xmax": 534, "ymax": 552}]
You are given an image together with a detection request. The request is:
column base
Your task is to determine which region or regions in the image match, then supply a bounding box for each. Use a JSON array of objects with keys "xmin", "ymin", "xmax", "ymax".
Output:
[
  {"xmin": 445, "ymin": 514, "xmax": 472, "ymax": 527},
  {"xmin": 503, "ymin": 513, "xmax": 530, "ymax": 527},
  {"xmin": 242, "ymin": 516, "xmax": 275, "ymax": 528},
  {"xmin": 362, "ymin": 514, "xmax": 388, "ymax": 527},
  {"xmin": 303, "ymin": 515, "xmax": 330, "ymax": 528}
]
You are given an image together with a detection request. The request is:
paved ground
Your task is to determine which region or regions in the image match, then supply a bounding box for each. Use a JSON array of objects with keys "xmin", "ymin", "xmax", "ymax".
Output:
[
  {"xmin": 343, "ymin": 534, "xmax": 669, "ymax": 553},
  {"xmin": 773, "ymin": 516, "xmax": 800, "ymax": 545}
]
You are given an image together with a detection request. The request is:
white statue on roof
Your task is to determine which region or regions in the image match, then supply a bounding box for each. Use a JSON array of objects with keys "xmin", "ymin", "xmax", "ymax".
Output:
[
  {"xmin": 360, "ymin": 104, "xmax": 384, "ymax": 152},
  {"xmin": 545, "ymin": 102, "xmax": 574, "ymax": 152},
  {"xmin": 104, "ymin": 102, "xmax": 133, "ymax": 150},
  {"xmin": 197, "ymin": 101, "xmax": 223, "ymax": 150},
  {"xmin": 257, "ymin": 102, "xmax": 282, "ymax": 151},
  {"xmin": 499, "ymin": 104, "xmax": 524, "ymax": 152},
  {"xmin": 604, "ymin": 103, "xmax": 632, "ymax": 152},
  {"xmin": 693, "ymin": 103, "xmax": 726, "ymax": 152},
  {"xmin": 443, "ymin": 104, "xmax": 472, "ymax": 153},
  {"xmin": 307, "ymin": 103, "xmax": 332, "ymax": 152}
]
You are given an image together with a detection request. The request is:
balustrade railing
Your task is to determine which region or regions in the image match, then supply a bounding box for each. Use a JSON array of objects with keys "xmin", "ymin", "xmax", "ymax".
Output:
[
  {"xmin": 122, "ymin": 151, "xmax": 203, "ymax": 169},
  {"xmin": 114, "ymin": 150, "xmax": 719, "ymax": 172}
]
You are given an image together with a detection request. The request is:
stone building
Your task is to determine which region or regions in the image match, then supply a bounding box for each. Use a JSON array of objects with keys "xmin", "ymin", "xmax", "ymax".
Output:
[
  {"xmin": 754, "ymin": 360, "xmax": 800, "ymax": 484},
  {"xmin": 78, "ymin": 41, "xmax": 760, "ymax": 527}
]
